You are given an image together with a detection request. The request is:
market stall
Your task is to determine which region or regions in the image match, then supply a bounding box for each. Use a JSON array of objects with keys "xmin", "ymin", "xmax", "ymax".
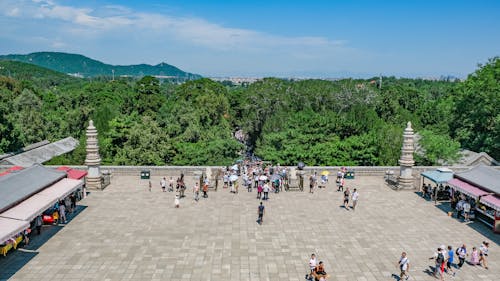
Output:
[
  {"xmin": 479, "ymin": 195, "xmax": 500, "ymax": 233},
  {"xmin": 420, "ymin": 168, "xmax": 454, "ymax": 201},
  {"xmin": 448, "ymin": 165, "xmax": 500, "ymax": 232}
]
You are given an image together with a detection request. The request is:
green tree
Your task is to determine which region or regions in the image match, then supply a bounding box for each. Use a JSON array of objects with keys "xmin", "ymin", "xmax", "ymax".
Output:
[{"xmin": 452, "ymin": 57, "xmax": 500, "ymax": 159}]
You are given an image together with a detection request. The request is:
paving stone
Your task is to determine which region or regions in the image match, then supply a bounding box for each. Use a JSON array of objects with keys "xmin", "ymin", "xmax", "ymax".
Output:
[{"xmin": 0, "ymin": 175, "xmax": 498, "ymax": 280}]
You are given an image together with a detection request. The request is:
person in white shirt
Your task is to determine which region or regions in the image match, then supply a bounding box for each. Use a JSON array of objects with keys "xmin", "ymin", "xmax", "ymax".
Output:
[
  {"xmin": 263, "ymin": 182, "xmax": 270, "ymax": 200},
  {"xmin": 174, "ymin": 195, "xmax": 180, "ymax": 208},
  {"xmin": 351, "ymin": 189, "xmax": 359, "ymax": 211},
  {"xmin": 59, "ymin": 202, "xmax": 67, "ymax": 224},
  {"xmin": 308, "ymin": 253, "xmax": 317, "ymax": 279},
  {"xmin": 160, "ymin": 177, "xmax": 166, "ymax": 192},
  {"xmin": 398, "ymin": 252, "xmax": 410, "ymax": 280},
  {"xmin": 193, "ymin": 182, "xmax": 200, "ymax": 202},
  {"xmin": 479, "ymin": 241, "xmax": 489, "ymax": 269},
  {"xmin": 463, "ymin": 201, "xmax": 471, "ymax": 222}
]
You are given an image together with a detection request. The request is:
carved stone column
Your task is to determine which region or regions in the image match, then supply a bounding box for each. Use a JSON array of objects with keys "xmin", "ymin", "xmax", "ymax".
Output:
[
  {"xmin": 398, "ymin": 121, "xmax": 415, "ymax": 190},
  {"xmin": 85, "ymin": 120, "xmax": 102, "ymax": 190}
]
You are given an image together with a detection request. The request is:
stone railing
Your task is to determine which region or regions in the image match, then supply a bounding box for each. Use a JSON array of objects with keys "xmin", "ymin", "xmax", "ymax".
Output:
[{"xmin": 1, "ymin": 165, "xmax": 498, "ymax": 178}]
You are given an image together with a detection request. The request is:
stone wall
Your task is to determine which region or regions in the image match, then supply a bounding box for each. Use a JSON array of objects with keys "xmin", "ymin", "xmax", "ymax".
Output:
[{"xmin": 1, "ymin": 164, "xmax": 498, "ymax": 181}]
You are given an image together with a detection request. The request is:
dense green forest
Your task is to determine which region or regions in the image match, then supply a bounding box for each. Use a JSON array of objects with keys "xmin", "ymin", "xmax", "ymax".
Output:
[{"xmin": 0, "ymin": 58, "xmax": 498, "ymax": 166}]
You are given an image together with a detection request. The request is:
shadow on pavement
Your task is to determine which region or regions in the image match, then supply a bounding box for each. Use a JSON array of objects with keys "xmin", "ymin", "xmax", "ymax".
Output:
[
  {"xmin": 0, "ymin": 205, "xmax": 87, "ymax": 280},
  {"xmin": 413, "ymin": 193, "xmax": 500, "ymax": 246}
]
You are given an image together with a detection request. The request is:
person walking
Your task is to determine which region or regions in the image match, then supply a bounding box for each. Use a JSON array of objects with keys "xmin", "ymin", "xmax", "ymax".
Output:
[
  {"xmin": 351, "ymin": 188, "xmax": 359, "ymax": 211},
  {"xmin": 257, "ymin": 202, "xmax": 265, "ymax": 224},
  {"xmin": 160, "ymin": 177, "xmax": 166, "ymax": 192},
  {"xmin": 398, "ymin": 252, "xmax": 410, "ymax": 281},
  {"xmin": 193, "ymin": 182, "xmax": 200, "ymax": 202},
  {"xmin": 446, "ymin": 245, "xmax": 455, "ymax": 276},
  {"xmin": 470, "ymin": 246, "xmax": 479, "ymax": 265},
  {"xmin": 257, "ymin": 183, "xmax": 263, "ymax": 199},
  {"xmin": 263, "ymin": 182, "xmax": 270, "ymax": 200},
  {"xmin": 430, "ymin": 247, "xmax": 445, "ymax": 280},
  {"xmin": 479, "ymin": 241, "xmax": 489, "ymax": 269},
  {"xmin": 309, "ymin": 173, "xmax": 314, "ymax": 193},
  {"xmin": 456, "ymin": 244, "xmax": 468, "ymax": 269},
  {"xmin": 202, "ymin": 182, "xmax": 209, "ymax": 198},
  {"xmin": 169, "ymin": 177, "xmax": 174, "ymax": 192},
  {"xmin": 59, "ymin": 201, "xmax": 67, "ymax": 224},
  {"xmin": 148, "ymin": 180, "xmax": 152, "ymax": 192},
  {"xmin": 174, "ymin": 195, "xmax": 180, "ymax": 208},
  {"xmin": 343, "ymin": 187, "xmax": 350, "ymax": 210}
]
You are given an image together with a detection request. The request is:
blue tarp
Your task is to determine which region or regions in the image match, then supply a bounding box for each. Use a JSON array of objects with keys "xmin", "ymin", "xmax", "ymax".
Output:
[{"xmin": 421, "ymin": 170, "xmax": 454, "ymax": 184}]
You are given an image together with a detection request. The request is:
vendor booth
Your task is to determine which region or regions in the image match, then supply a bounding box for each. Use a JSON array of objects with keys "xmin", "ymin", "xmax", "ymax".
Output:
[
  {"xmin": 479, "ymin": 195, "xmax": 500, "ymax": 233},
  {"xmin": 421, "ymin": 168, "xmax": 454, "ymax": 201},
  {"xmin": 448, "ymin": 165, "xmax": 500, "ymax": 233}
]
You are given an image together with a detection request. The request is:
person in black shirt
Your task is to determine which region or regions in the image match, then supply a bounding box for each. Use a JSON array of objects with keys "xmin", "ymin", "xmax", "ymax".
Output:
[{"xmin": 257, "ymin": 202, "xmax": 265, "ymax": 225}]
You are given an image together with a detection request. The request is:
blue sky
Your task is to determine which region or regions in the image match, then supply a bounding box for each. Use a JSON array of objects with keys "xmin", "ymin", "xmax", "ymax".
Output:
[{"xmin": 0, "ymin": 0, "xmax": 499, "ymax": 78}]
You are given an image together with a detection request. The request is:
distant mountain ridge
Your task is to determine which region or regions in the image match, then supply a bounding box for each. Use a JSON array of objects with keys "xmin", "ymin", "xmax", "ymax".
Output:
[{"xmin": 0, "ymin": 52, "xmax": 201, "ymax": 79}]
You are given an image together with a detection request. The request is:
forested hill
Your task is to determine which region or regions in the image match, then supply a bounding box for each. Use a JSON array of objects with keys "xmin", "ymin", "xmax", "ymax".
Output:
[
  {"xmin": 0, "ymin": 52, "xmax": 202, "ymax": 80},
  {"xmin": 0, "ymin": 60, "xmax": 78, "ymax": 86},
  {"xmin": 0, "ymin": 57, "xmax": 498, "ymax": 166}
]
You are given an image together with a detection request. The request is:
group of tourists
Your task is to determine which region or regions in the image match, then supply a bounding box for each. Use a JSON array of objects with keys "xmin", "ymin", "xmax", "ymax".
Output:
[
  {"xmin": 398, "ymin": 241, "xmax": 490, "ymax": 280},
  {"xmin": 306, "ymin": 253, "xmax": 329, "ymax": 281}
]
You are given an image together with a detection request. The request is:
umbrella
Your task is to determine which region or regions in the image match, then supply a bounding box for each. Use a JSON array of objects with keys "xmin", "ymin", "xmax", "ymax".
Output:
[
  {"xmin": 259, "ymin": 175, "xmax": 268, "ymax": 181},
  {"xmin": 235, "ymin": 159, "xmax": 244, "ymax": 163},
  {"xmin": 229, "ymin": 175, "xmax": 239, "ymax": 182},
  {"xmin": 231, "ymin": 164, "xmax": 239, "ymax": 171},
  {"xmin": 321, "ymin": 171, "xmax": 329, "ymax": 176},
  {"xmin": 270, "ymin": 174, "xmax": 280, "ymax": 181},
  {"xmin": 297, "ymin": 162, "xmax": 305, "ymax": 170}
]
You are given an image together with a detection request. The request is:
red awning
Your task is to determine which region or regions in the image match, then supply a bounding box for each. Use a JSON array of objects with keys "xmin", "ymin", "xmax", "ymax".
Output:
[
  {"xmin": 0, "ymin": 166, "xmax": 24, "ymax": 177},
  {"xmin": 66, "ymin": 169, "xmax": 87, "ymax": 180},
  {"xmin": 9, "ymin": 166, "xmax": 23, "ymax": 171},
  {"xmin": 480, "ymin": 195, "xmax": 500, "ymax": 211},
  {"xmin": 448, "ymin": 178, "xmax": 489, "ymax": 199},
  {"xmin": 56, "ymin": 167, "xmax": 87, "ymax": 180},
  {"xmin": 56, "ymin": 166, "xmax": 71, "ymax": 172}
]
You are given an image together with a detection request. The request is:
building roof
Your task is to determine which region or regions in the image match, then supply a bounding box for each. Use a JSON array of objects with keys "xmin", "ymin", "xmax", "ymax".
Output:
[
  {"xmin": 0, "ymin": 164, "xmax": 66, "ymax": 213},
  {"xmin": 455, "ymin": 150, "xmax": 498, "ymax": 166},
  {"xmin": 0, "ymin": 137, "xmax": 79, "ymax": 167},
  {"xmin": 421, "ymin": 169, "xmax": 454, "ymax": 184},
  {"xmin": 454, "ymin": 165, "xmax": 500, "ymax": 195}
]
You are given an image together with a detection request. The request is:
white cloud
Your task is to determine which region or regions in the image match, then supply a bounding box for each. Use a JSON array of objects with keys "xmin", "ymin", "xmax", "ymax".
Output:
[{"xmin": 1, "ymin": 0, "xmax": 347, "ymax": 52}]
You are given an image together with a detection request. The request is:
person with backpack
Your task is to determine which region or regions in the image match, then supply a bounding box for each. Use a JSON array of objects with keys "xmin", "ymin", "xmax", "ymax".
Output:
[
  {"xmin": 456, "ymin": 244, "xmax": 468, "ymax": 269},
  {"xmin": 257, "ymin": 202, "xmax": 265, "ymax": 225},
  {"xmin": 430, "ymin": 247, "xmax": 445, "ymax": 280},
  {"xmin": 397, "ymin": 252, "xmax": 410, "ymax": 280}
]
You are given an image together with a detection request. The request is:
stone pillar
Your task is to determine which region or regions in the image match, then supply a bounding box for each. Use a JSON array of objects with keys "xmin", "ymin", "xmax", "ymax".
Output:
[
  {"xmin": 85, "ymin": 120, "xmax": 102, "ymax": 190},
  {"xmin": 398, "ymin": 121, "xmax": 415, "ymax": 190}
]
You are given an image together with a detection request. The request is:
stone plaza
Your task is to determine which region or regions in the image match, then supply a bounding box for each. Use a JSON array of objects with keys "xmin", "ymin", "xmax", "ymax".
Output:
[{"xmin": 0, "ymin": 175, "xmax": 498, "ymax": 281}]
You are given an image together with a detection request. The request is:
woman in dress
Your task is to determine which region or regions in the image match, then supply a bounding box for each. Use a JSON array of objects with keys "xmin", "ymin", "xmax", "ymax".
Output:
[{"xmin": 470, "ymin": 247, "xmax": 479, "ymax": 265}]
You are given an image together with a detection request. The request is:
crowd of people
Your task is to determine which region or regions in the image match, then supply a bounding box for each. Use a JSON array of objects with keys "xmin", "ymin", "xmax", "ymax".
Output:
[
  {"xmin": 146, "ymin": 161, "xmax": 493, "ymax": 281},
  {"xmin": 397, "ymin": 241, "xmax": 490, "ymax": 281}
]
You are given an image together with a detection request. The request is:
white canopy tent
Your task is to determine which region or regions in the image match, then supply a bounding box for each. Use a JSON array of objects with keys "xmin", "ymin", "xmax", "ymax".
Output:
[
  {"xmin": 0, "ymin": 217, "xmax": 29, "ymax": 244},
  {"xmin": 0, "ymin": 178, "xmax": 82, "ymax": 222}
]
